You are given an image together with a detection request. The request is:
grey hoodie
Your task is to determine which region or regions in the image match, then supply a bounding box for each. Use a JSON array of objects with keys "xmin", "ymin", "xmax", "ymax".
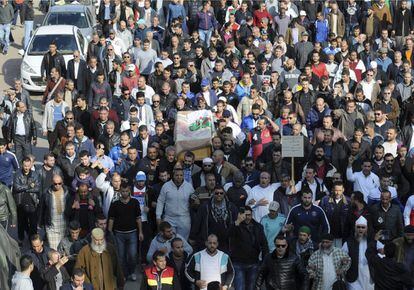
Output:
[
  {"xmin": 146, "ymin": 232, "xmax": 193, "ymax": 263},
  {"xmin": 11, "ymin": 272, "xmax": 33, "ymax": 290}
]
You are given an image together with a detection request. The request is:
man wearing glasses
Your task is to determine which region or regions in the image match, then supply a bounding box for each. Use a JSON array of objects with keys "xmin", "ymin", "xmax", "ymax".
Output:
[
  {"xmin": 256, "ymin": 235, "xmax": 309, "ymax": 290},
  {"xmin": 66, "ymin": 50, "xmax": 87, "ymax": 94},
  {"xmin": 39, "ymin": 174, "xmax": 69, "ymax": 250}
]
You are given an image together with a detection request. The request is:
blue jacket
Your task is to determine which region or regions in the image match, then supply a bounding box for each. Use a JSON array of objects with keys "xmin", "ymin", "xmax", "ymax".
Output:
[
  {"xmin": 240, "ymin": 115, "xmax": 257, "ymax": 132},
  {"xmin": 74, "ymin": 136, "xmax": 96, "ymax": 157},
  {"xmin": 306, "ymin": 105, "xmax": 332, "ymax": 139},
  {"xmin": 0, "ymin": 151, "xmax": 18, "ymax": 187},
  {"xmin": 286, "ymin": 204, "xmax": 330, "ymax": 243},
  {"xmin": 315, "ymin": 19, "xmax": 329, "ymax": 43},
  {"xmin": 167, "ymin": 3, "xmax": 186, "ymax": 25}
]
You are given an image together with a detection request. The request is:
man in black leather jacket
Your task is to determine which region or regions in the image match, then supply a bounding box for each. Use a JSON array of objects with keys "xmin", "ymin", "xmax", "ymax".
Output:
[
  {"xmin": 255, "ymin": 235, "xmax": 309, "ymax": 290},
  {"xmin": 13, "ymin": 156, "xmax": 41, "ymax": 243}
]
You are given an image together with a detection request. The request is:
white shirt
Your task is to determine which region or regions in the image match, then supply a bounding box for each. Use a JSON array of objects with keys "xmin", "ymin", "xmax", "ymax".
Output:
[
  {"xmin": 15, "ymin": 113, "xmax": 25, "ymax": 136},
  {"xmin": 142, "ymin": 137, "xmax": 149, "ymax": 158},
  {"xmin": 346, "ymin": 168, "xmax": 380, "ymax": 202},
  {"xmin": 74, "ymin": 61, "xmax": 79, "ymax": 79},
  {"xmin": 322, "ymin": 252, "xmax": 336, "ymax": 290},
  {"xmin": 382, "ymin": 141, "xmax": 398, "ymax": 157},
  {"xmin": 409, "ymin": 124, "xmax": 414, "ymax": 151},
  {"xmin": 199, "ymin": 250, "xmax": 223, "ymax": 290},
  {"xmin": 246, "ymin": 183, "xmax": 280, "ymax": 222},
  {"xmin": 404, "ymin": 195, "xmax": 414, "ymax": 226},
  {"xmin": 295, "ymin": 178, "xmax": 328, "ymax": 202}
]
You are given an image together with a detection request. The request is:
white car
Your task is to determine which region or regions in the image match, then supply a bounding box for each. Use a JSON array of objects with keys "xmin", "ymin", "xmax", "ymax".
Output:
[{"xmin": 19, "ymin": 25, "xmax": 88, "ymax": 92}]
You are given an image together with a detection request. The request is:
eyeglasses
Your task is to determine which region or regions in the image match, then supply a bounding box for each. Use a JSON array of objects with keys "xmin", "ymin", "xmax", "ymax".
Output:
[
  {"xmin": 107, "ymin": 48, "xmax": 113, "ymax": 51},
  {"xmin": 54, "ymin": 182, "xmax": 63, "ymax": 185},
  {"xmin": 215, "ymin": 191, "xmax": 225, "ymax": 195},
  {"xmin": 276, "ymin": 244, "xmax": 287, "ymax": 248},
  {"xmin": 374, "ymin": 113, "xmax": 381, "ymax": 116}
]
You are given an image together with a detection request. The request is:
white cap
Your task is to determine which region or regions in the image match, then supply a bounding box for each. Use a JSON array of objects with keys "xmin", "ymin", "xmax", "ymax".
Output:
[
  {"xmin": 268, "ymin": 201, "xmax": 280, "ymax": 212},
  {"xmin": 370, "ymin": 61, "xmax": 378, "ymax": 69},
  {"xmin": 355, "ymin": 216, "xmax": 368, "ymax": 226},
  {"xmin": 127, "ymin": 64, "xmax": 135, "ymax": 71},
  {"xmin": 203, "ymin": 157, "xmax": 213, "ymax": 164},
  {"xmin": 218, "ymin": 96, "xmax": 227, "ymax": 102},
  {"xmin": 299, "ymin": 10, "xmax": 307, "ymax": 16}
]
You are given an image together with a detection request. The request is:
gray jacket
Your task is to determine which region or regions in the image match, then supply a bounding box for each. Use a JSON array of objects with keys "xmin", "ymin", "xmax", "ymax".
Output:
[
  {"xmin": 0, "ymin": 4, "xmax": 14, "ymax": 24},
  {"xmin": 146, "ymin": 232, "xmax": 193, "ymax": 263},
  {"xmin": 0, "ymin": 183, "xmax": 16, "ymax": 224}
]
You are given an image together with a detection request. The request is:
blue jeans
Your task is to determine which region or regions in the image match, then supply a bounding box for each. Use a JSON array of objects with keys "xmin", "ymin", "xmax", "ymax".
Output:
[
  {"xmin": 24, "ymin": 20, "xmax": 33, "ymax": 49},
  {"xmin": 0, "ymin": 23, "xmax": 11, "ymax": 52},
  {"xmin": 233, "ymin": 262, "xmax": 259, "ymax": 290},
  {"xmin": 114, "ymin": 231, "xmax": 138, "ymax": 276},
  {"xmin": 198, "ymin": 28, "xmax": 212, "ymax": 48},
  {"xmin": 12, "ymin": 3, "xmax": 23, "ymax": 25}
]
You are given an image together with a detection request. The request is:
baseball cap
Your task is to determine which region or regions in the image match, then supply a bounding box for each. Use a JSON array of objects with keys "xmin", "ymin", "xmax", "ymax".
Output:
[
  {"xmin": 222, "ymin": 110, "xmax": 231, "ymax": 118},
  {"xmin": 127, "ymin": 64, "xmax": 135, "ymax": 71},
  {"xmin": 299, "ymin": 10, "xmax": 307, "ymax": 16},
  {"xmin": 268, "ymin": 201, "xmax": 280, "ymax": 212},
  {"xmin": 136, "ymin": 171, "xmax": 146, "ymax": 181}
]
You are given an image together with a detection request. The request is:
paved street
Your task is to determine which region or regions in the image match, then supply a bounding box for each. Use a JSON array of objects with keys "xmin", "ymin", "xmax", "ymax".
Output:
[{"xmin": 0, "ymin": 3, "xmax": 142, "ymax": 288}]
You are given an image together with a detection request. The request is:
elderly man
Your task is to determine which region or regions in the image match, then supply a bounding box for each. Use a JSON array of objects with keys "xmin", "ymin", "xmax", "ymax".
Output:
[
  {"xmin": 342, "ymin": 216, "xmax": 374, "ymax": 290},
  {"xmin": 307, "ymin": 233, "xmax": 351, "ymax": 290},
  {"xmin": 75, "ymin": 228, "xmax": 124, "ymax": 290}
]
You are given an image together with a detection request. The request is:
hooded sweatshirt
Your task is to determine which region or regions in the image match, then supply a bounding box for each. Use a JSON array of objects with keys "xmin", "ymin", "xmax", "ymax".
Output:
[{"xmin": 146, "ymin": 232, "xmax": 193, "ymax": 263}]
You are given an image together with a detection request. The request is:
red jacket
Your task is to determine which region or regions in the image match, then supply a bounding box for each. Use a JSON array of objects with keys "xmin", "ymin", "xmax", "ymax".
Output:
[{"xmin": 141, "ymin": 266, "xmax": 180, "ymax": 290}]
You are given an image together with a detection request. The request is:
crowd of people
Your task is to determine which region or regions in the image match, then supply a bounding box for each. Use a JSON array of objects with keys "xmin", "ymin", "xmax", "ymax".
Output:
[{"xmin": 2, "ymin": 0, "xmax": 414, "ymax": 289}]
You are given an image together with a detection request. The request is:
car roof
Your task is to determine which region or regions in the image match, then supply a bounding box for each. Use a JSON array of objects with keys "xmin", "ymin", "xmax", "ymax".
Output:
[
  {"xmin": 36, "ymin": 25, "xmax": 77, "ymax": 35},
  {"xmin": 48, "ymin": 4, "xmax": 87, "ymax": 13}
]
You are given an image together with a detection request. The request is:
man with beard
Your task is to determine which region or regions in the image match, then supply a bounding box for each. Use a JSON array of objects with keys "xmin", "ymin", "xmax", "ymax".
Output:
[
  {"xmin": 264, "ymin": 148, "xmax": 290, "ymax": 183},
  {"xmin": 185, "ymin": 234, "xmax": 234, "ymax": 290},
  {"xmin": 302, "ymin": 145, "xmax": 337, "ymax": 185},
  {"xmin": 75, "ymin": 227, "xmax": 124, "ymax": 290},
  {"xmin": 288, "ymin": 226, "xmax": 315, "ymax": 267},
  {"xmin": 256, "ymin": 234, "xmax": 309, "ymax": 290},
  {"xmin": 342, "ymin": 216, "xmax": 374, "ymax": 290},
  {"xmin": 191, "ymin": 185, "xmax": 238, "ymax": 252},
  {"xmin": 137, "ymin": 145, "xmax": 160, "ymax": 187},
  {"xmin": 307, "ymin": 233, "xmax": 351, "ymax": 290},
  {"xmin": 393, "ymin": 225, "xmax": 414, "ymax": 279},
  {"xmin": 368, "ymin": 176, "xmax": 403, "ymax": 210},
  {"xmin": 167, "ymin": 238, "xmax": 191, "ymax": 290},
  {"xmin": 224, "ymin": 171, "xmax": 251, "ymax": 208},
  {"xmin": 285, "ymin": 191, "xmax": 330, "ymax": 243}
]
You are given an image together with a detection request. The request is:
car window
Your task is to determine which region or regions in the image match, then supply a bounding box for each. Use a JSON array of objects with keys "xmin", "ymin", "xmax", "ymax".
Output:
[
  {"xmin": 77, "ymin": 30, "xmax": 85, "ymax": 53},
  {"xmin": 45, "ymin": 12, "xmax": 88, "ymax": 28},
  {"xmin": 28, "ymin": 35, "xmax": 78, "ymax": 55}
]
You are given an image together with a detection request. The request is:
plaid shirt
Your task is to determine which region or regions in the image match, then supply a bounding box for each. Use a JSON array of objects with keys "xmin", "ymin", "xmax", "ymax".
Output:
[{"xmin": 307, "ymin": 247, "xmax": 351, "ymax": 290}]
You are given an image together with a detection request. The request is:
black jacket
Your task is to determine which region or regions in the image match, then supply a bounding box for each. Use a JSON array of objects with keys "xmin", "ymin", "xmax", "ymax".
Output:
[
  {"xmin": 7, "ymin": 110, "xmax": 37, "ymax": 142},
  {"xmin": 56, "ymin": 155, "xmax": 81, "ymax": 186},
  {"xmin": 67, "ymin": 59, "xmax": 88, "ymax": 93},
  {"xmin": 366, "ymin": 242, "xmax": 414, "ymax": 290},
  {"xmin": 255, "ymin": 250, "xmax": 309, "ymax": 290},
  {"xmin": 41, "ymin": 51, "xmax": 66, "ymax": 78},
  {"xmin": 190, "ymin": 198, "xmax": 238, "ymax": 252},
  {"xmin": 37, "ymin": 164, "xmax": 63, "ymax": 199},
  {"xmin": 42, "ymin": 263, "xmax": 70, "ymax": 290},
  {"xmin": 13, "ymin": 169, "xmax": 41, "ymax": 206},
  {"xmin": 228, "ymin": 220, "xmax": 268, "ymax": 264},
  {"xmin": 39, "ymin": 186, "xmax": 70, "ymax": 227}
]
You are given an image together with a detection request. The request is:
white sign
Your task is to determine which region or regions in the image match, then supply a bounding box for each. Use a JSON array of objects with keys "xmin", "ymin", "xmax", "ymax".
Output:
[{"xmin": 282, "ymin": 136, "xmax": 304, "ymax": 158}]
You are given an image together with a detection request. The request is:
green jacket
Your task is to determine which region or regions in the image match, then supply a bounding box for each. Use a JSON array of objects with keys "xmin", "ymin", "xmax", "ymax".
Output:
[{"xmin": 0, "ymin": 183, "xmax": 16, "ymax": 225}]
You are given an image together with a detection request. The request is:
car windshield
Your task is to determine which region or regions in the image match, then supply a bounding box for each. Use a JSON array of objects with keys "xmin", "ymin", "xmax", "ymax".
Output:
[
  {"xmin": 28, "ymin": 35, "xmax": 77, "ymax": 55},
  {"xmin": 45, "ymin": 12, "xmax": 88, "ymax": 28}
]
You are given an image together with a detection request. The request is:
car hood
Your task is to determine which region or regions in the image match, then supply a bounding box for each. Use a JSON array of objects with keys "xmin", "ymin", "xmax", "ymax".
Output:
[{"xmin": 23, "ymin": 54, "xmax": 74, "ymax": 75}]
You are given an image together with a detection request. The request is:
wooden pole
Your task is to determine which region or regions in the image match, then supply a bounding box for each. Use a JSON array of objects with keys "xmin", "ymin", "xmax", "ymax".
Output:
[{"xmin": 291, "ymin": 157, "xmax": 295, "ymax": 183}]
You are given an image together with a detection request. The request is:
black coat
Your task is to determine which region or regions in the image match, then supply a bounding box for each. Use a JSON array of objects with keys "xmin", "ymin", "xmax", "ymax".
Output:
[
  {"xmin": 67, "ymin": 59, "xmax": 88, "ymax": 94},
  {"xmin": 255, "ymin": 250, "xmax": 309, "ymax": 290},
  {"xmin": 7, "ymin": 110, "xmax": 37, "ymax": 142}
]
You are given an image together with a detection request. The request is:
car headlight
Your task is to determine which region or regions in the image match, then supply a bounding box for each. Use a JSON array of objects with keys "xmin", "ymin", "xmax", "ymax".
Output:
[{"xmin": 22, "ymin": 61, "xmax": 36, "ymax": 74}]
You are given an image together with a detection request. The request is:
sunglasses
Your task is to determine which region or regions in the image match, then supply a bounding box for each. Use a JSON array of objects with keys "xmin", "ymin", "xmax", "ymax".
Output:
[
  {"xmin": 215, "ymin": 191, "xmax": 225, "ymax": 195},
  {"xmin": 153, "ymin": 100, "xmax": 160, "ymax": 103},
  {"xmin": 54, "ymin": 182, "xmax": 63, "ymax": 185},
  {"xmin": 245, "ymin": 163, "xmax": 254, "ymax": 167},
  {"xmin": 356, "ymin": 226, "xmax": 366, "ymax": 229},
  {"xmin": 124, "ymin": 56, "xmax": 130, "ymax": 58},
  {"xmin": 276, "ymin": 244, "xmax": 287, "ymax": 248}
]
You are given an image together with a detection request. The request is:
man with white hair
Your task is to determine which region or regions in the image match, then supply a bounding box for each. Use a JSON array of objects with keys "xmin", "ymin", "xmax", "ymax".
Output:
[
  {"xmin": 342, "ymin": 216, "xmax": 374, "ymax": 290},
  {"xmin": 75, "ymin": 228, "xmax": 124, "ymax": 290}
]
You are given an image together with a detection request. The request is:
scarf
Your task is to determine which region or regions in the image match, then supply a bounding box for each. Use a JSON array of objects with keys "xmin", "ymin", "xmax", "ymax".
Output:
[
  {"xmin": 210, "ymin": 199, "xmax": 228, "ymax": 226},
  {"xmin": 296, "ymin": 238, "xmax": 314, "ymax": 256},
  {"xmin": 53, "ymin": 188, "xmax": 64, "ymax": 214}
]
